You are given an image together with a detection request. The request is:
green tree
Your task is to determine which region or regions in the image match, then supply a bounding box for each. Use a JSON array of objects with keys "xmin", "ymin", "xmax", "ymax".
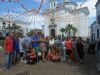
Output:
[
  {"xmin": 29, "ymin": 29, "xmax": 35, "ymax": 36},
  {"xmin": 65, "ymin": 24, "xmax": 73, "ymax": 36},
  {"xmin": 60, "ymin": 28, "xmax": 65, "ymax": 37},
  {"xmin": 72, "ymin": 27, "xmax": 78, "ymax": 36}
]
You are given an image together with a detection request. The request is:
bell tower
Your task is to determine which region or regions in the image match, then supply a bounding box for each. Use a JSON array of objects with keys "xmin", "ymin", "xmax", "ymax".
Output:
[{"xmin": 50, "ymin": 0, "xmax": 58, "ymax": 9}]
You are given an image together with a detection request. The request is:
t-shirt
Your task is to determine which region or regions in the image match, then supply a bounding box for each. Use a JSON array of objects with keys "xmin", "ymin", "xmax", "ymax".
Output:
[
  {"xmin": 31, "ymin": 35, "xmax": 39, "ymax": 47},
  {"xmin": 13, "ymin": 38, "xmax": 20, "ymax": 52},
  {"xmin": 72, "ymin": 40, "xmax": 77, "ymax": 49},
  {"xmin": 49, "ymin": 39, "xmax": 55, "ymax": 46},
  {"xmin": 65, "ymin": 40, "xmax": 72, "ymax": 50},
  {"xmin": 22, "ymin": 36, "xmax": 32, "ymax": 49},
  {"xmin": 5, "ymin": 36, "xmax": 13, "ymax": 53},
  {"xmin": 19, "ymin": 38, "xmax": 24, "ymax": 52},
  {"xmin": 61, "ymin": 41, "xmax": 66, "ymax": 47}
]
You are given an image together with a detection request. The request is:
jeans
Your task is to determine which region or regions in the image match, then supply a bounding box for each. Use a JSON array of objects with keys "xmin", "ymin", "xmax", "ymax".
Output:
[
  {"xmin": 62, "ymin": 47, "xmax": 67, "ymax": 60},
  {"xmin": 13, "ymin": 50, "xmax": 20, "ymax": 57},
  {"xmin": 5, "ymin": 52, "xmax": 13, "ymax": 69}
]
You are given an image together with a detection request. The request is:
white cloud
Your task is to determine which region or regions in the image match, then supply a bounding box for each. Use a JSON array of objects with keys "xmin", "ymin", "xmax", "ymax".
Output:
[{"xmin": 79, "ymin": 0, "xmax": 98, "ymax": 17}]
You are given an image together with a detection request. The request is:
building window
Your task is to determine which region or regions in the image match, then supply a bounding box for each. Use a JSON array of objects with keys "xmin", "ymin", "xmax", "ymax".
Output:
[
  {"xmin": 97, "ymin": 29, "xmax": 99, "ymax": 39},
  {"xmin": 97, "ymin": 15, "xmax": 100, "ymax": 24}
]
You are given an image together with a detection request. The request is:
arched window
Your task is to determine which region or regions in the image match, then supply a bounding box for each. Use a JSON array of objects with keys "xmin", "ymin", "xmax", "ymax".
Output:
[{"xmin": 51, "ymin": 29, "xmax": 55, "ymax": 37}]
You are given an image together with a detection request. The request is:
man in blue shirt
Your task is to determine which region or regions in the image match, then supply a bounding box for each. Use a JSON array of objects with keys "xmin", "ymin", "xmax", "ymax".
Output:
[
  {"xmin": 31, "ymin": 33, "xmax": 40, "ymax": 62},
  {"xmin": 13, "ymin": 33, "xmax": 20, "ymax": 65},
  {"xmin": 31, "ymin": 33, "xmax": 40, "ymax": 53}
]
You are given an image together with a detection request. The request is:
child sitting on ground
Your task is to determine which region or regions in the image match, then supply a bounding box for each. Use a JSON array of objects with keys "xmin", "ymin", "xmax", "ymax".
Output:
[
  {"xmin": 48, "ymin": 45, "xmax": 60, "ymax": 62},
  {"xmin": 26, "ymin": 47, "xmax": 37, "ymax": 64}
]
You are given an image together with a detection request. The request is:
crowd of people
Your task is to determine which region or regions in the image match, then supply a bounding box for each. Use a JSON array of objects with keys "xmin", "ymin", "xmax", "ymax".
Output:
[{"xmin": 4, "ymin": 32, "xmax": 89, "ymax": 70}]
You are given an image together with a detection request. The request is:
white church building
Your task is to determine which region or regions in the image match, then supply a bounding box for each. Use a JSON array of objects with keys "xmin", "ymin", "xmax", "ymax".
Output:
[{"xmin": 43, "ymin": 0, "xmax": 90, "ymax": 37}]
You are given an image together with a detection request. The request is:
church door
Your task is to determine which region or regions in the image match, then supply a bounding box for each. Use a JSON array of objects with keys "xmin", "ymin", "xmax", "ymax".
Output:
[{"xmin": 51, "ymin": 29, "xmax": 55, "ymax": 37}]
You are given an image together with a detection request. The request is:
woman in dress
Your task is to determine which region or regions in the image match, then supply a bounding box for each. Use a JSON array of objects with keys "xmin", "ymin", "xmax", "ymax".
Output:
[{"xmin": 40, "ymin": 36, "xmax": 47, "ymax": 62}]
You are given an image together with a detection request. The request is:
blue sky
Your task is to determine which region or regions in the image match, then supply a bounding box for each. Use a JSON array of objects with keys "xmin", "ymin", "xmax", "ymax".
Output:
[{"xmin": 0, "ymin": 0, "xmax": 98, "ymax": 29}]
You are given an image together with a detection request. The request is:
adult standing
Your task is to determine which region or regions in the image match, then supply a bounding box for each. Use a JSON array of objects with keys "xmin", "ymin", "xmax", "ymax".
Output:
[
  {"xmin": 61, "ymin": 38, "xmax": 66, "ymax": 61},
  {"xmin": 22, "ymin": 33, "xmax": 32, "ymax": 63},
  {"xmin": 72, "ymin": 36, "xmax": 78, "ymax": 62},
  {"xmin": 40, "ymin": 36, "xmax": 47, "ymax": 62},
  {"xmin": 31, "ymin": 33, "xmax": 40, "ymax": 62},
  {"xmin": 4, "ymin": 33, "xmax": 13, "ymax": 69},
  {"xmin": 76, "ymin": 37, "xmax": 84, "ymax": 64},
  {"xmin": 45, "ymin": 37, "xmax": 49, "ymax": 60},
  {"xmin": 19, "ymin": 35, "xmax": 24, "ymax": 62},
  {"xmin": 13, "ymin": 33, "xmax": 20, "ymax": 65},
  {"xmin": 49, "ymin": 36, "xmax": 55, "ymax": 48},
  {"xmin": 65, "ymin": 36, "xmax": 74, "ymax": 62}
]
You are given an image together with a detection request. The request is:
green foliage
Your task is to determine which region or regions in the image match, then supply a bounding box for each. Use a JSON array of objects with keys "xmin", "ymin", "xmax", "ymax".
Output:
[
  {"xmin": 60, "ymin": 28, "xmax": 65, "ymax": 33},
  {"xmin": 29, "ymin": 30, "xmax": 35, "ymax": 36},
  {"xmin": 60, "ymin": 24, "xmax": 78, "ymax": 37}
]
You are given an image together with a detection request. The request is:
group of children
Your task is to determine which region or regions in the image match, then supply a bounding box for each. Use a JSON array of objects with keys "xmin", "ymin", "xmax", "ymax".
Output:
[{"xmin": 25, "ymin": 45, "xmax": 60, "ymax": 64}]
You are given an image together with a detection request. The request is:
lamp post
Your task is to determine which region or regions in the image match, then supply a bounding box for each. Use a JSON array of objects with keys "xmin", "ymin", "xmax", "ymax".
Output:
[
  {"xmin": 8, "ymin": 13, "xmax": 11, "ymax": 33},
  {"xmin": 12, "ymin": 23, "xmax": 16, "ymax": 33},
  {"xmin": 2, "ymin": 21, "xmax": 6, "ymax": 37},
  {"xmin": 42, "ymin": 25, "xmax": 45, "ymax": 37}
]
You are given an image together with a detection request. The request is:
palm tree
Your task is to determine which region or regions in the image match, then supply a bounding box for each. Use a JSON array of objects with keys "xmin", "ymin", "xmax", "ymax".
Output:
[
  {"xmin": 65, "ymin": 24, "xmax": 73, "ymax": 36},
  {"xmin": 72, "ymin": 27, "xmax": 78, "ymax": 36},
  {"xmin": 60, "ymin": 28, "xmax": 65, "ymax": 37}
]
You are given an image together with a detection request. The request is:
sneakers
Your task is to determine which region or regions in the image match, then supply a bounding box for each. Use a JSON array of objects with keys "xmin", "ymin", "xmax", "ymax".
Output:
[{"xmin": 24, "ymin": 60, "xmax": 27, "ymax": 64}]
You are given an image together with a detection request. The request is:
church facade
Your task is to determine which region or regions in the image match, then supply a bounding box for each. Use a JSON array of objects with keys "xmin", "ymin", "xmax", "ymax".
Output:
[{"xmin": 43, "ymin": 0, "xmax": 90, "ymax": 37}]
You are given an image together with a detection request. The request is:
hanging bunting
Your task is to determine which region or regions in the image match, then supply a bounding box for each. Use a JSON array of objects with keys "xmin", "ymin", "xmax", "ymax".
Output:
[{"xmin": 21, "ymin": 4, "xmax": 29, "ymax": 12}]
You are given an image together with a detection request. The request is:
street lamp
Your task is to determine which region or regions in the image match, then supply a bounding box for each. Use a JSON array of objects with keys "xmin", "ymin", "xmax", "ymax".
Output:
[
  {"xmin": 12, "ymin": 23, "xmax": 16, "ymax": 33},
  {"xmin": 42, "ymin": 25, "xmax": 45, "ymax": 37}
]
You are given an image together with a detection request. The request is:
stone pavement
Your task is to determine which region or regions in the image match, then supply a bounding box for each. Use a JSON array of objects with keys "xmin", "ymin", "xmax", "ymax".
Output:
[{"xmin": 0, "ymin": 54, "xmax": 100, "ymax": 75}]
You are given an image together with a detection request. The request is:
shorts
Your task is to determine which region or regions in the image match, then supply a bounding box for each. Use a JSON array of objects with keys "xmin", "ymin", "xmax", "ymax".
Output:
[{"xmin": 33, "ymin": 47, "xmax": 40, "ymax": 53}]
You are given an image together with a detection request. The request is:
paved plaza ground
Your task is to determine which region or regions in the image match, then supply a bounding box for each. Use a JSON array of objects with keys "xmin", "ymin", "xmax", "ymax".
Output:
[{"xmin": 0, "ymin": 53, "xmax": 100, "ymax": 75}]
